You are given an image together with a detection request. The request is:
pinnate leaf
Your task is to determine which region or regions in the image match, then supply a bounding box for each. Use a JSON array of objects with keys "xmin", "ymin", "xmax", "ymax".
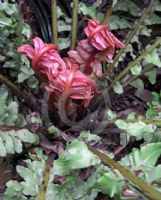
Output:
[
  {"xmin": 54, "ymin": 140, "xmax": 99, "ymax": 175},
  {"xmin": 115, "ymin": 120, "xmax": 156, "ymax": 137},
  {"xmin": 121, "ymin": 143, "xmax": 161, "ymax": 168}
]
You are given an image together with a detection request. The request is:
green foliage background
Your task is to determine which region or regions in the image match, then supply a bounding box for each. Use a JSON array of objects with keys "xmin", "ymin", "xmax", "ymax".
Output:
[{"xmin": 1, "ymin": 0, "xmax": 161, "ymax": 200}]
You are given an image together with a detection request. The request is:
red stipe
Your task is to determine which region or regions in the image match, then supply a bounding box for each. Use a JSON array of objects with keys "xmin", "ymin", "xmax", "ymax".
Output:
[
  {"xmin": 84, "ymin": 50, "xmax": 98, "ymax": 74},
  {"xmin": 88, "ymin": 25, "xmax": 108, "ymax": 42},
  {"xmin": 65, "ymin": 66, "xmax": 78, "ymax": 89},
  {"xmin": 32, "ymin": 44, "xmax": 57, "ymax": 68}
]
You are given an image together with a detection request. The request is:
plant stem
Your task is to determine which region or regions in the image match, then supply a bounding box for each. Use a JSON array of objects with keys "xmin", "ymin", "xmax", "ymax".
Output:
[
  {"xmin": 155, "ymin": 108, "xmax": 161, "ymax": 113},
  {"xmin": 0, "ymin": 74, "xmax": 36, "ymax": 106},
  {"xmin": 70, "ymin": 0, "xmax": 78, "ymax": 50},
  {"xmin": 122, "ymin": 119, "xmax": 161, "ymax": 127},
  {"xmin": 38, "ymin": 158, "xmax": 51, "ymax": 200},
  {"xmin": 122, "ymin": 64, "xmax": 154, "ymax": 88},
  {"xmin": 101, "ymin": 119, "xmax": 161, "ymax": 127},
  {"xmin": 107, "ymin": 37, "xmax": 161, "ymax": 91},
  {"xmin": 51, "ymin": 0, "xmax": 58, "ymax": 45},
  {"xmin": 123, "ymin": 54, "xmax": 161, "ymax": 87},
  {"xmin": 87, "ymin": 145, "xmax": 161, "ymax": 200},
  {"xmin": 102, "ymin": 5, "xmax": 112, "ymax": 25},
  {"xmin": 0, "ymin": 126, "xmax": 25, "ymax": 131},
  {"xmin": 0, "ymin": 74, "xmax": 21, "ymax": 94},
  {"xmin": 104, "ymin": 0, "xmax": 156, "ymax": 76}
]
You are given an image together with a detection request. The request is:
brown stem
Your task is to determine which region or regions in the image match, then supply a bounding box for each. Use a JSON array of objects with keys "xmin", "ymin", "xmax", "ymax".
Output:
[
  {"xmin": 101, "ymin": 119, "xmax": 161, "ymax": 127},
  {"xmin": 113, "ymin": 145, "xmax": 127, "ymax": 157},
  {"xmin": 155, "ymin": 108, "xmax": 161, "ymax": 113},
  {"xmin": 0, "ymin": 74, "xmax": 36, "ymax": 107},
  {"xmin": 107, "ymin": 37, "xmax": 161, "ymax": 91},
  {"xmin": 102, "ymin": 5, "xmax": 112, "ymax": 25},
  {"xmin": 104, "ymin": 0, "xmax": 156, "ymax": 76},
  {"xmin": 38, "ymin": 158, "xmax": 51, "ymax": 200},
  {"xmin": 0, "ymin": 126, "xmax": 25, "ymax": 131},
  {"xmin": 88, "ymin": 145, "xmax": 161, "ymax": 200},
  {"xmin": 58, "ymin": 89, "xmax": 79, "ymax": 127},
  {"xmin": 51, "ymin": 0, "xmax": 58, "ymax": 45},
  {"xmin": 0, "ymin": 74, "xmax": 20, "ymax": 94},
  {"xmin": 70, "ymin": 0, "xmax": 78, "ymax": 50},
  {"xmin": 0, "ymin": 48, "xmax": 9, "ymax": 58},
  {"xmin": 123, "ymin": 54, "xmax": 161, "ymax": 88},
  {"xmin": 122, "ymin": 64, "xmax": 154, "ymax": 88}
]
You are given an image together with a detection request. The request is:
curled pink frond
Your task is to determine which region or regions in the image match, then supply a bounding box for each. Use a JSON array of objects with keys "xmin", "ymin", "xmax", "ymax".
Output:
[
  {"xmin": 46, "ymin": 61, "xmax": 98, "ymax": 108},
  {"xmin": 17, "ymin": 37, "xmax": 66, "ymax": 80},
  {"xmin": 84, "ymin": 18, "xmax": 125, "ymax": 62},
  {"xmin": 17, "ymin": 44, "xmax": 35, "ymax": 59}
]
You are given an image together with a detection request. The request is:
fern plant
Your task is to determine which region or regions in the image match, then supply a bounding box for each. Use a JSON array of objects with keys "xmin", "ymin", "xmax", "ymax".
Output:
[
  {"xmin": 0, "ymin": 0, "xmax": 38, "ymax": 89},
  {"xmin": 4, "ymin": 140, "xmax": 161, "ymax": 200},
  {"xmin": 1, "ymin": 0, "xmax": 161, "ymax": 200}
]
